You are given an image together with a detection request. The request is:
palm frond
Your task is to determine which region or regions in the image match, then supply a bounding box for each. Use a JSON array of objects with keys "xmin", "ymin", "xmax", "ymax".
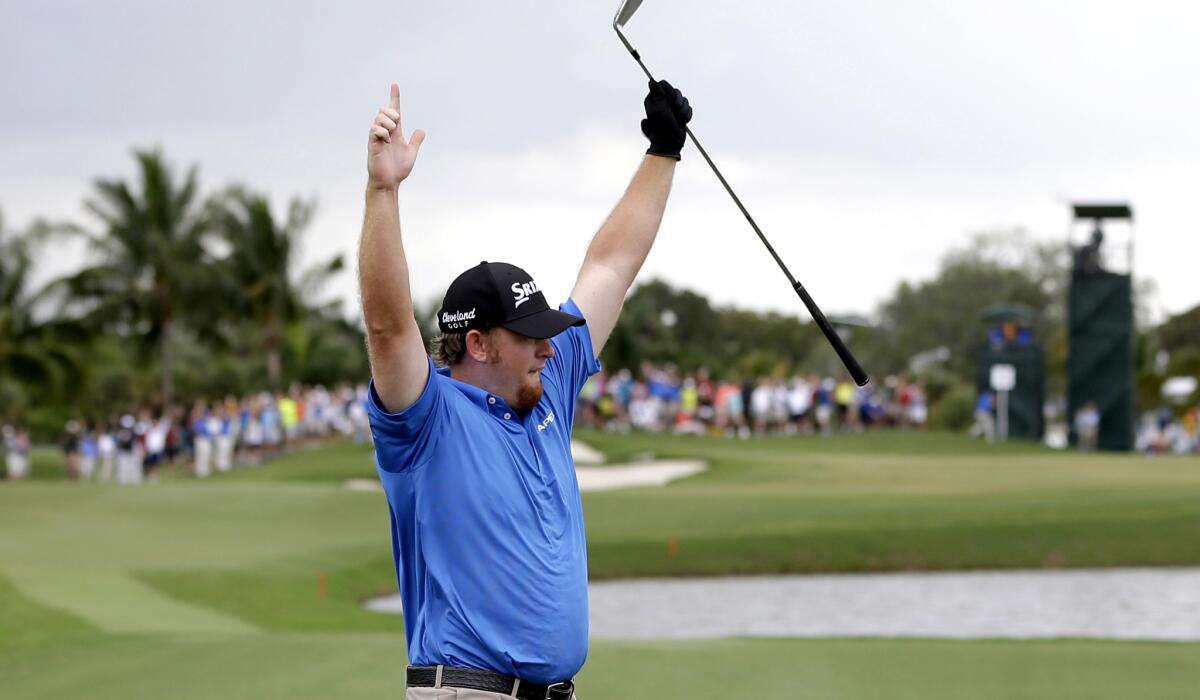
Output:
[{"xmin": 296, "ymin": 254, "xmax": 345, "ymax": 300}]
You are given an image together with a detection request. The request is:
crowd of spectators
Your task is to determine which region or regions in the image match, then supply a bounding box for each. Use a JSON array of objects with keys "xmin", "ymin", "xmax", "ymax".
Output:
[
  {"xmin": 2, "ymin": 383, "xmax": 371, "ymax": 482},
  {"xmin": 11, "ymin": 362, "xmax": 1194, "ymax": 479},
  {"xmin": 1136, "ymin": 407, "xmax": 1200, "ymax": 455},
  {"xmin": 3, "ymin": 365, "xmax": 929, "ymax": 480},
  {"xmin": 971, "ymin": 392, "xmax": 1200, "ymax": 454},
  {"xmin": 576, "ymin": 363, "xmax": 929, "ymax": 437}
]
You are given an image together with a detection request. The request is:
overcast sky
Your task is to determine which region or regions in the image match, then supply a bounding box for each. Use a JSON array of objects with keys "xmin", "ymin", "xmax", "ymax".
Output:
[{"xmin": 3, "ymin": 0, "xmax": 1198, "ymax": 322}]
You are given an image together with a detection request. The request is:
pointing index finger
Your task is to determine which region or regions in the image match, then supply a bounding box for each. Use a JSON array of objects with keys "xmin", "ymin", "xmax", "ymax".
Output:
[{"xmin": 389, "ymin": 83, "xmax": 400, "ymax": 111}]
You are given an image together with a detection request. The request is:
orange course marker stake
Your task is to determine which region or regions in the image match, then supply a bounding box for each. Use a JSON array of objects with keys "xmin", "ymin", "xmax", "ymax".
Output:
[
  {"xmin": 667, "ymin": 537, "xmax": 678, "ymax": 559},
  {"xmin": 318, "ymin": 571, "xmax": 329, "ymax": 598}
]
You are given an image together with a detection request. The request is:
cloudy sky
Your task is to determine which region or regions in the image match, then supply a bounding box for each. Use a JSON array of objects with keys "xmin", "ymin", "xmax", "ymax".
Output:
[{"xmin": 3, "ymin": 0, "xmax": 1197, "ymax": 322}]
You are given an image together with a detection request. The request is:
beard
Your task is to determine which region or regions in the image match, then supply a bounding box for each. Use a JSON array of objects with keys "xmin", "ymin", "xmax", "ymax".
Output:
[
  {"xmin": 486, "ymin": 343, "xmax": 544, "ymax": 411},
  {"xmin": 514, "ymin": 376, "xmax": 544, "ymax": 412}
]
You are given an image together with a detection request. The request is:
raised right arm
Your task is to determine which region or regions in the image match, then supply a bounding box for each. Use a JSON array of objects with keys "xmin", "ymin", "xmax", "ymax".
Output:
[{"xmin": 359, "ymin": 84, "xmax": 429, "ymax": 413}]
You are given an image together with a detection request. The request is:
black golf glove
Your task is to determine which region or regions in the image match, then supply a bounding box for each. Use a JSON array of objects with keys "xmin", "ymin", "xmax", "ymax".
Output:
[{"xmin": 641, "ymin": 79, "xmax": 692, "ymax": 160}]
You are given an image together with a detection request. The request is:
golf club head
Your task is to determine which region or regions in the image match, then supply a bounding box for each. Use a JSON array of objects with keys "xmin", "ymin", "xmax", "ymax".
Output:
[
  {"xmin": 612, "ymin": 0, "xmax": 656, "ymax": 80},
  {"xmin": 614, "ymin": 0, "xmax": 644, "ymax": 28}
]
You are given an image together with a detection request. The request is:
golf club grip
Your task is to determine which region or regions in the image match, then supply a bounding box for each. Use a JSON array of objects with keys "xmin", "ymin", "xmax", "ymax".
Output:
[
  {"xmin": 684, "ymin": 120, "xmax": 871, "ymax": 387},
  {"xmin": 792, "ymin": 281, "xmax": 871, "ymax": 387}
]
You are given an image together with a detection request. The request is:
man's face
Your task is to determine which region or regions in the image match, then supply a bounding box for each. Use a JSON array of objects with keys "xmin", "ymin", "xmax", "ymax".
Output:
[{"xmin": 484, "ymin": 327, "xmax": 555, "ymax": 411}]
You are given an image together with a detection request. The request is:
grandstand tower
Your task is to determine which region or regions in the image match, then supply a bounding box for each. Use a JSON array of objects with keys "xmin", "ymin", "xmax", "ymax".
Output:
[{"xmin": 1067, "ymin": 203, "xmax": 1135, "ymax": 451}]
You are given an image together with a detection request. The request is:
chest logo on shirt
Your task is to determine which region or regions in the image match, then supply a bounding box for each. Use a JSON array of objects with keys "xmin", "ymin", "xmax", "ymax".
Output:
[
  {"xmin": 511, "ymin": 281, "xmax": 541, "ymax": 308},
  {"xmin": 536, "ymin": 410, "xmax": 556, "ymax": 432}
]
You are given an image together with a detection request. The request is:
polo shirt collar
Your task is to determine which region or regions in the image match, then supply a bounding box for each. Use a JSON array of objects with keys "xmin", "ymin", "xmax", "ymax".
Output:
[{"xmin": 437, "ymin": 367, "xmax": 521, "ymax": 421}]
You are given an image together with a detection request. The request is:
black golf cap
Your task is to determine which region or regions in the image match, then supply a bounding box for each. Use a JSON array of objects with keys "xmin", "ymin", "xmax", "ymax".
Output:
[{"xmin": 437, "ymin": 261, "xmax": 584, "ymax": 339}]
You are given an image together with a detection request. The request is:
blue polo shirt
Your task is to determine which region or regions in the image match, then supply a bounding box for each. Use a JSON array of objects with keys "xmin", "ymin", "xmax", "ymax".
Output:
[{"xmin": 368, "ymin": 299, "xmax": 600, "ymax": 685}]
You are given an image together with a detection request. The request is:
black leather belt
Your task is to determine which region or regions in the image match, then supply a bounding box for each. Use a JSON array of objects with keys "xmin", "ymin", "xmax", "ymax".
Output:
[{"xmin": 407, "ymin": 665, "xmax": 574, "ymax": 700}]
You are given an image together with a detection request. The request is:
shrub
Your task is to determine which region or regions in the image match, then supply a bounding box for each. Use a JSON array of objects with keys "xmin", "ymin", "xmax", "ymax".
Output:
[{"xmin": 931, "ymin": 382, "xmax": 977, "ymax": 431}]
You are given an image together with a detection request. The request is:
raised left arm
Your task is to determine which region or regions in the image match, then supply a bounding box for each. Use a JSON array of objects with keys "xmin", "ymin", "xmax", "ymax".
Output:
[
  {"xmin": 571, "ymin": 155, "xmax": 675, "ymax": 356},
  {"xmin": 571, "ymin": 80, "xmax": 692, "ymax": 357}
]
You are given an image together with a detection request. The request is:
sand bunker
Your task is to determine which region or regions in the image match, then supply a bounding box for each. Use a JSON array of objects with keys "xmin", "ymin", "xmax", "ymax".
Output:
[
  {"xmin": 347, "ymin": 440, "xmax": 705, "ymax": 493},
  {"xmin": 574, "ymin": 460, "xmax": 704, "ymax": 491}
]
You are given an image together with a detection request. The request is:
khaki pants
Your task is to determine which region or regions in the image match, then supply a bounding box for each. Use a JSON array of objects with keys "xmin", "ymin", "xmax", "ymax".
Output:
[{"xmin": 406, "ymin": 686, "xmax": 577, "ymax": 699}]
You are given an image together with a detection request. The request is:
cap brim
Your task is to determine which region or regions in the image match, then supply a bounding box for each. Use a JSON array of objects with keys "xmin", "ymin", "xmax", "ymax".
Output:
[{"xmin": 501, "ymin": 308, "xmax": 585, "ymax": 339}]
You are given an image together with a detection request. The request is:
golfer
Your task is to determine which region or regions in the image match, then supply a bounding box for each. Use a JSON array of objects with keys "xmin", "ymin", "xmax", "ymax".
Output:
[{"xmin": 360, "ymin": 80, "xmax": 691, "ymax": 700}]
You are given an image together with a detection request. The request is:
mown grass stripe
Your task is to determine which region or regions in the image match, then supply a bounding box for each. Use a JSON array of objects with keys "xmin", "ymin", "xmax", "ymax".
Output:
[{"xmin": 4, "ymin": 567, "xmax": 258, "ymax": 635}]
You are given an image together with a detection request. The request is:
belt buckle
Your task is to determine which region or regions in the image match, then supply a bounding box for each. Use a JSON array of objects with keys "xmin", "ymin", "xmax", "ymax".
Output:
[{"xmin": 544, "ymin": 680, "xmax": 573, "ymax": 700}]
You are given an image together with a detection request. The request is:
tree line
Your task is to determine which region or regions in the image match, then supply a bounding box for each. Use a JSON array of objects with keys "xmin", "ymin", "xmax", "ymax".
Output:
[
  {"xmin": 587, "ymin": 230, "xmax": 1198, "ymax": 428},
  {"xmin": 1, "ymin": 149, "xmax": 366, "ymax": 437},
  {"xmin": 4, "ymin": 150, "xmax": 1197, "ymax": 437}
]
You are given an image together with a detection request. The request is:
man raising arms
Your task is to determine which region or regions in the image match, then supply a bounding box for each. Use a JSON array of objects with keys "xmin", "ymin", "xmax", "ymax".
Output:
[{"xmin": 360, "ymin": 80, "xmax": 691, "ymax": 699}]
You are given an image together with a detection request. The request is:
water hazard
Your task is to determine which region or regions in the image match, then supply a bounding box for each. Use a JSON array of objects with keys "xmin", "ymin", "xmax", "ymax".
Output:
[{"xmin": 366, "ymin": 568, "xmax": 1200, "ymax": 641}]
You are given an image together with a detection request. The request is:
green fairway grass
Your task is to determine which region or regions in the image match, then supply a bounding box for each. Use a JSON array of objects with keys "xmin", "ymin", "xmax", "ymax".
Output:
[
  {"xmin": 576, "ymin": 431, "xmax": 1200, "ymax": 577},
  {"xmin": 3, "ymin": 597, "xmax": 1199, "ymax": 700},
  {"xmin": 3, "ymin": 432, "xmax": 1199, "ymax": 699},
  {"xmin": 24, "ymin": 446, "xmax": 71, "ymax": 480}
]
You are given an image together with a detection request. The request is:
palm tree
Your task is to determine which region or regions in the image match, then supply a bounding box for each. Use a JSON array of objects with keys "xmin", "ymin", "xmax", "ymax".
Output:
[
  {"xmin": 0, "ymin": 213, "xmax": 83, "ymax": 420},
  {"xmin": 60, "ymin": 149, "xmax": 214, "ymax": 407},
  {"xmin": 209, "ymin": 188, "xmax": 344, "ymax": 390}
]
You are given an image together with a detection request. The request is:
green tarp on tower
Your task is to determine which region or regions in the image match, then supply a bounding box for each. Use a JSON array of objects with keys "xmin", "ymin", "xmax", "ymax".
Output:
[{"xmin": 1068, "ymin": 270, "xmax": 1134, "ymax": 451}]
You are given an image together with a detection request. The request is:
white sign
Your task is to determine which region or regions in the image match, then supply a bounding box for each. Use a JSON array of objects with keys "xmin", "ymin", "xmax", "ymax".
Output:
[
  {"xmin": 1162, "ymin": 376, "xmax": 1198, "ymax": 400},
  {"xmin": 990, "ymin": 364, "xmax": 1016, "ymax": 392}
]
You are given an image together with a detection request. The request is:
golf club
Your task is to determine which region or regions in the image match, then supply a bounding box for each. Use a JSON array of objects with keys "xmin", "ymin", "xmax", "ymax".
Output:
[{"xmin": 613, "ymin": 0, "xmax": 870, "ymax": 387}]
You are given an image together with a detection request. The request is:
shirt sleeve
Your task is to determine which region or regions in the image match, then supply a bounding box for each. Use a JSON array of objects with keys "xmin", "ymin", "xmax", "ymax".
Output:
[
  {"xmin": 544, "ymin": 298, "xmax": 602, "ymax": 403},
  {"xmin": 366, "ymin": 356, "xmax": 444, "ymax": 473}
]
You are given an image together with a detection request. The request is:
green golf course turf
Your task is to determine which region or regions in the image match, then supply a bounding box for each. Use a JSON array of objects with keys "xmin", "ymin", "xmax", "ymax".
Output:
[
  {"xmin": 4, "ymin": 589, "xmax": 1199, "ymax": 700},
  {"xmin": 3, "ymin": 431, "xmax": 1199, "ymax": 698}
]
